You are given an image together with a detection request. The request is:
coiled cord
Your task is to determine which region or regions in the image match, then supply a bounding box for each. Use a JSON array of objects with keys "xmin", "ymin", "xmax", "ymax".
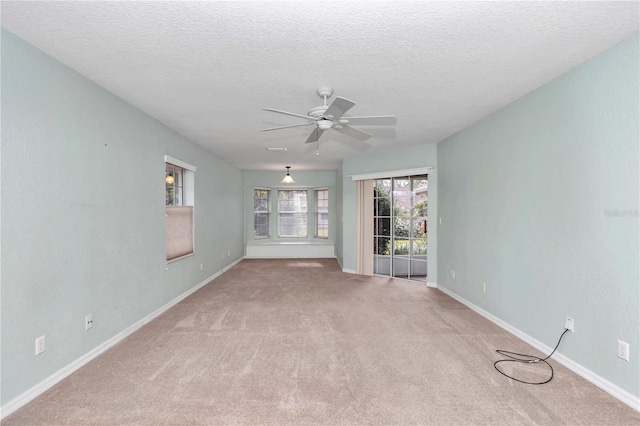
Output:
[{"xmin": 494, "ymin": 328, "xmax": 570, "ymax": 385}]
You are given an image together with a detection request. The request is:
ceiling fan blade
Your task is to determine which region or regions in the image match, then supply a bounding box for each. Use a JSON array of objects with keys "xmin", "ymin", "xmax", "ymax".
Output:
[
  {"xmin": 323, "ymin": 97, "xmax": 355, "ymax": 119},
  {"xmin": 340, "ymin": 115, "xmax": 398, "ymax": 126},
  {"xmin": 263, "ymin": 108, "xmax": 315, "ymax": 121},
  {"xmin": 260, "ymin": 122, "xmax": 314, "ymax": 132},
  {"xmin": 305, "ymin": 128, "xmax": 325, "ymax": 144},
  {"xmin": 336, "ymin": 125, "xmax": 372, "ymax": 141}
]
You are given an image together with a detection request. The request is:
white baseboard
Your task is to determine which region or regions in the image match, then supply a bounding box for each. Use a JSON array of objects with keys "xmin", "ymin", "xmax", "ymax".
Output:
[
  {"xmin": 427, "ymin": 281, "xmax": 438, "ymax": 288},
  {"xmin": 437, "ymin": 286, "xmax": 640, "ymax": 412},
  {"xmin": 0, "ymin": 257, "xmax": 244, "ymax": 420},
  {"xmin": 342, "ymin": 268, "xmax": 356, "ymax": 274}
]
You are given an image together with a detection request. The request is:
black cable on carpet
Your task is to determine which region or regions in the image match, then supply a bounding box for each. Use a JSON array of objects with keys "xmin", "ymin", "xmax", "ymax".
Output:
[{"xmin": 494, "ymin": 328, "xmax": 569, "ymax": 385}]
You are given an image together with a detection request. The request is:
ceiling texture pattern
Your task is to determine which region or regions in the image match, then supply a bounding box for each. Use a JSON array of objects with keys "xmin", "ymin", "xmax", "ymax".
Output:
[{"xmin": 2, "ymin": 1, "xmax": 638, "ymax": 170}]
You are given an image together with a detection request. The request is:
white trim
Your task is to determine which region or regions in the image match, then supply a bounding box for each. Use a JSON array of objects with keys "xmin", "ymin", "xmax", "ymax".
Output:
[
  {"xmin": 164, "ymin": 155, "xmax": 196, "ymax": 172},
  {"xmin": 349, "ymin": 167, "xmax": 433, "ymax": 181},
  {"xmin": 342, "ymin": 268, "xmax": 357, "ymax": 274},
  {"xmin": 182, "ymin": 169, "xmax": 195, "ymax": 206},
  {"xmin": 0, "ymin": 257, "xmax": 243, "ymax": 420},
  {"xmin": 166, "ymin": 252, "xmax": 194, "ymax": 264},
  {"xmin": 245, "ymin": 243, "xmax": 334, "ymax": 258},
  {"xmin": 437, "ymin": 286, "xmax": 640, "ymax": 412},
  {"xmin": 427, "ymin": 281, "xmax": 438, "ymax": 288}
]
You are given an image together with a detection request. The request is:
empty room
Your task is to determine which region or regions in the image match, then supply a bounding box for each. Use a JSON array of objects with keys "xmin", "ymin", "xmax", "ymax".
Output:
[{"xmin": 1, "ymin": 1, "xmax": 639, "ymax": 424}]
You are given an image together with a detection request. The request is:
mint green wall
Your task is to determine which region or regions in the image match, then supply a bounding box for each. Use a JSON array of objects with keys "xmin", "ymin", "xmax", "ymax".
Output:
[
  {"xmin": 341, "ymin": 144, "xmax": 437, "ymax": 280},
  {"xmin": 437, "ymin": 35, "xmax": 639, "ymax": 397},
  {"xmin": 1, "ymin": 30, "xmax": 244, "ymax": 405},
  {"xmin": 243, "ymin": 170, "xmax": 337, "ymax": 247}
]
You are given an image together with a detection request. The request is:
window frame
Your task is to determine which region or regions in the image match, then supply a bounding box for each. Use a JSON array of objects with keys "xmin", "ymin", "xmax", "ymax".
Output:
[
  {"xmin": 277, "ymin": 189, "xmax": 308, "ymax": 238},
  {"xmin": 165, "ymin": 155, "xmax": 196, "ymax": 263},
  {"xmin": 315, "ymin": 188, "xmax": 329, "ymax": 239},
  {"xmin": 166, "ymin": 163, "xmax": 184, "ymax": 206},
  {"xmin": 253, "ymin": 188, "xmax": 271, "ymax": 239}
]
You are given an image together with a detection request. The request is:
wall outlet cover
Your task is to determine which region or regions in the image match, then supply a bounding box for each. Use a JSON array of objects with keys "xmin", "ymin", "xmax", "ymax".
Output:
[
  {"xmin": 564, "ymin": 317, "xmax": 574, "ymax": 333},
  {"xmin": 617, "ymin": 340, "xmax": 630, "ymax": 361},
  {"xmin": 35, "ymin": 335, "xmax": 45, "ymax": 355}
]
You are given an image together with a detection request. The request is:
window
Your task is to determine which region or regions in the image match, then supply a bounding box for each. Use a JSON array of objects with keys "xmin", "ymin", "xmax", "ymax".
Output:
[
  {"xmin": 315, "ymin": 189, "xmax": 329, "ymax": 238},
  {"xmin": 166, "ymin": 163, "xmax": 183, "ymax": 205},
  {"xmin": 278, "ymin": 190, "xmax": 307, "ymax": 237},
  {"xmin": 165, "ymin": 156, "xmax": 196, "ymax": 262},
  {"xmin": 254, "ymin": 189, "xmax": 270, "ymax": 238}
]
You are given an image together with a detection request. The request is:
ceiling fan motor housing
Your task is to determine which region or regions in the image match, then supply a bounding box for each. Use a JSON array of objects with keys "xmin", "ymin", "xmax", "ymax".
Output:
[{"xmin": 308, "ymin": 105, "xmax": 328, "ymax": 118}]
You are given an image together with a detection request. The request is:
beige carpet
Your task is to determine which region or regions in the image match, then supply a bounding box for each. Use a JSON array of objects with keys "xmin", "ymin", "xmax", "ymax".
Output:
[{"xmin": 4, "ymin": 259, "xmax": 639, "ymax": 425}]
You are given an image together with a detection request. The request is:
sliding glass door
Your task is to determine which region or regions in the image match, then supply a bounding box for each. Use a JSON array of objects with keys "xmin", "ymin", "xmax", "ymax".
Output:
[{"xmin": 373, "ymin": 175, "xmax": 428, "ymax": 282}]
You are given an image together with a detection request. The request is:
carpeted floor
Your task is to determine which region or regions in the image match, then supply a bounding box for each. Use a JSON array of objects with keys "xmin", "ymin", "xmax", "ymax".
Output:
[{"xmin": 4, "ymin": 259, "xmax": 639, "ymax": 425}]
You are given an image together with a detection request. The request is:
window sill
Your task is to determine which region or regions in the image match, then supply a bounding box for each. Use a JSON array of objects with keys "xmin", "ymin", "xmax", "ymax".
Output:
[
  {"xmin": 248, "ymin": 240, "xmax": 332, "ymax": 246},
  {"xmin": 166, "ymin": 252, "xmax": 194, "ymax": 264}
]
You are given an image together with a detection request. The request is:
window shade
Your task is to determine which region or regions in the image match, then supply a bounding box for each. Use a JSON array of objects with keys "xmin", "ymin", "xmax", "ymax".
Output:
[{"xmin": 166, "ymin": 206, "xmax": 193, "ymax": 260}]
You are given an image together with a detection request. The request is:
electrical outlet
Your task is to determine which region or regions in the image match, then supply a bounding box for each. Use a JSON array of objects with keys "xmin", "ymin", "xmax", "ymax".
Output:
[
  {"xmin": 564, "ymin": 316, "xmax": 574, "ymax": 333},
  {"xmin": 439, "ymin": 217, "xmax": 442, "ymax": 225},
  {"xmin": 482, "ymin": 282, "xmax": 486, "ymax": 293},
  {"xmin": 35, "ymin": 335, "xmax": 45, "ymax": 355},
  {"xmin": 617, "ymin": 340, "xmax": 630, "ymax": 361},
  {"xmin": 227, "ymin": 250, "xmax": 230, "ymax": 257},
  {"xmin": 85, "ymin": 314, "xmax": 93, "ymax": 331},
  {"xmin": 450, "ymin": 269, "xmax": 455, "ymax": 280},
  {"xmin": 200, "ymin": 263, "xmax": 203, "ymax": 271}
]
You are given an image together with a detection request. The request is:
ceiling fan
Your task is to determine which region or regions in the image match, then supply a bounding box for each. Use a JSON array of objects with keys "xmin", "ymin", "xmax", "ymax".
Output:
[{"xmin": 260, "ymin": 87, "xmax": 397, "ymax": 144}]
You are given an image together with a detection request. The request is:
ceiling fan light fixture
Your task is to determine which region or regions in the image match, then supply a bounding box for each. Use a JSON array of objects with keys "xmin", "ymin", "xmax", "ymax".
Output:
[
  {"xmin": 318, "ymin": 120, "xmax": 333, "ymax": 130},
  {"xmin": 281, "ymin": 166, "xmax": 295, "ymax": 184}
]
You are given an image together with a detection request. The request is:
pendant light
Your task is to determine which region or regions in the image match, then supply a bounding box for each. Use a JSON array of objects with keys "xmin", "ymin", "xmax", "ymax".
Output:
[{"xmin": 281, "ymin": 166, "xmax": 295, "ymax": 184}]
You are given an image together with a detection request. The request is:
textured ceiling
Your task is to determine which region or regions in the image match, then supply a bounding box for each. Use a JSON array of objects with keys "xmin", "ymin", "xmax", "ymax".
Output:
[{"xmin": 2, "ymin": 1, "xmax": 638, "ymax": 170}]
